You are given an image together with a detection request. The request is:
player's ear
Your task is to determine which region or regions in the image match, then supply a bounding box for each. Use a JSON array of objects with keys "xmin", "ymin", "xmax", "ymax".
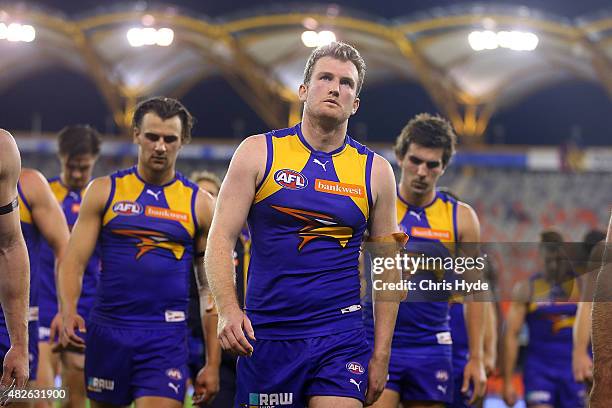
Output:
[
  {"xmin": 395, "ymin": 152, "xmax": 403, "ymax": 168},
  {"xmin": 298, "ymin": 84, "xmax": 307, "ymax": 102},
  {"xmin": 351, "ymin": 97, "xmax": 360, "ymax": 115},
  {"xmin": 132, "ymin": 127, "xmax": 140, "ymax": 144}
]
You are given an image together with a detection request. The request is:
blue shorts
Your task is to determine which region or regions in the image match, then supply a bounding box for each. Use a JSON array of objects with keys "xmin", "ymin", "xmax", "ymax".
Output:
[
  {"xmin": 524, "ymin": 359, "xmax": 586, "ymax": 408},
  {"xmin": 0, "ymin": 321, "xmax": 39, "ymax": 381},
  {"xmin": 84, "ymin": 321, "xmax": 188, "ymax": 405},
  {"xmin": 386, "ymin": 345, "xmax": 453, "ymax": 404},
  {"xmin": 236, "ymin": 328, "xmax": 370, "ymax": 408}
]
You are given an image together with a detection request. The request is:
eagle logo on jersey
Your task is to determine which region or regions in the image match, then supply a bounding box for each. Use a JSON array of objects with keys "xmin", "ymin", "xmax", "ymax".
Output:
[
  {"xmin": 271, "ymin": 205, "xmax": 353, "ymax": 251},
  {"xmin": 112, "ymin": 229, "xmax": 185, "ymax": 260},
  {"xmin": 546, "ymin": 314, "xmax": 575, "ymax": 334}
]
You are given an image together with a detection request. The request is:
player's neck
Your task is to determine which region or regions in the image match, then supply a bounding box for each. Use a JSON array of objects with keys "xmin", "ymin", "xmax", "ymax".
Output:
[
  {"xmin": 137, "ymin": 163, "xmax": 175, "ymax": 186},
  {"xmin": 301, "ymin": 115, "xmax": 347, "ymax": 153},
  {"xmin": 59, "ymin": 173, "xmax": 78, "ymax": 191},
  {"xmin": 60, "ymin": 173, "xmax": 69, "ymax": 188},
  {"xmin": 398, "ymin": 183, "xmax": 436, "ymax": 208}
]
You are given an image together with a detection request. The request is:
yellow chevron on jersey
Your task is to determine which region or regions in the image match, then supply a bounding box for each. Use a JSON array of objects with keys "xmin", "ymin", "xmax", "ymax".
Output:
[
  {"xmin": 102, "ymin": 170, "xmax": 196, "ymax": 239},
  {"xmin": 529, "ymin": 278, "xmax": 579, "ymax": 307},
  {"xmin": 255, "ymin": 134, "xmax": 311, "ymax": 204},
  {"xmin": 330, "ymin": 143, "xmax": 370, "ymax": 219},
  {"xmin": 103, "ymin": 172, "xmax": 143, "ymax": 227},
  {"xmin": 49, "ymin": 180, "xmax": 69, "ymax": 203},
  {"xmin": 160, "ymin": 179, "xmax": 196, "ymax": 238},
  {"xmin": 17, "ymin": 189, "xmax": 32, "ymax": 225},
  {"xmin": 397, "ymin": 190, "xmax": 457, "ymax": 254}
]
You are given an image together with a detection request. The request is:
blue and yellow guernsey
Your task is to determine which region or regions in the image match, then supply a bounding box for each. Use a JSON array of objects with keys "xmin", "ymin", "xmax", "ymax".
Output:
[
  {"xmin": 365, "ymin": 190, "xmax": 458, "ymax": 348},
  {"xmin": 39, "ymin": 177, "xmax": 100, "ymax": 325},
  {"xmin": 0, "ymin": 183, "xmax": 41, "ymax": 326},
  {"xmin": 525, "ymin": 275, "xmax": 579, "ymax": 365},
  {"xmin": 90, "ymin": 167, "xmax": 199, "ymax": 328},
  {"xmin": 247, "ymin": 123, "xmax": 374, "ymax": 339}
]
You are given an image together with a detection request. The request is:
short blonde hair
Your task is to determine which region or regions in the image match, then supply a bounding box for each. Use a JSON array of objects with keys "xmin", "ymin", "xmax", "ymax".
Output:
[
  {"xmin": 303, "ymin": 41, "xmax": 366, "ymax": 96},
  {"xmin": 190, "ymin": 170, "xmax": 221, "ymax": 190}
]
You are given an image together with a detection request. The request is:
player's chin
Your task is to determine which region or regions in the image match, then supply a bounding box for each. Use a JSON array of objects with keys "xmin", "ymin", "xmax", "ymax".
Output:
[
  {"xmin": 149, "ymin": 159, "xmax": 168, "ymax": 170},
  {"xmin": 315, "ymin": 110, "xmax": 350, "ymax": 126}
]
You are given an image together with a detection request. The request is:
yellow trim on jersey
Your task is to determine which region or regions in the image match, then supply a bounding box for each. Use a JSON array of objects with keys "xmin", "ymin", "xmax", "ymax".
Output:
[
  {"xmin": 163, "ymin": 180, "xmax": 196, "ymax": 238},
  {"xmin": 49, "ymin": 180, "xmax": 69, "ymax": 203},
  {"xmin": 396, "ymin": 198, "xmax": 408, "ymax": 227},
  {"xmin": 18, "ymin": 194, "xmax": 32, "ymax": 224},
  {"xmin": 529, "ymin": 277, "xmax": 579, "ymax": 310},
  {"xmin": 102, "ymin": 173, "xmax": 144, "ymax": 226},
  {"xmin": 424, "ymin": 199, "xmax": 455, "ymax": 243},
  {"xmin": 331, "ymin": 144, "xmax": 369, "ymax": 219},
  {"xmin": 254, "ymin": 134, "xmax": 311, "ymax": 204}
]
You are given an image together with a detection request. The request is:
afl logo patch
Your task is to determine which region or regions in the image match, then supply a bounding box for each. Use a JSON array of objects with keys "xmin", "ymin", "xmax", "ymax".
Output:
[
  {"xmin": 165, "ymin": 368, "xmax": 183, "ymax": 381},
  {"xmin": 112, "ymin": 201, "xmax": 143, "ymax": 216},
  {"xmin": 274, "ymin": 169, "xmax": 308, "ymax": 190},
  {"xmin": 435, "ymin": 370, "xmax": 449, "ymax": 382},
  {"xmin": 346, "ymin": 361, "xmax": 365, "ymax": 375}
]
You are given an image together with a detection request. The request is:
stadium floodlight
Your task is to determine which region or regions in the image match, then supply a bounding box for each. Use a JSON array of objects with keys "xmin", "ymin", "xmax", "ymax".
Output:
[
  {"xmin": 127, "ymin": 27, "xmax": 174, "ymax": 47},
  {"xmin": 301, "ymin": 30, "xmax": 319, "ymax": 47},
  {"xmin": 301, "ymin": 30, "xmax": 337, "ymax": 47},
  {"xmin": 20, "ymin": 24, "xmax": 35, "ymax": 42},
  {"xmin": 127, "ymin": 27, "xmax": 144, "ymax": 47},
  {"xmin": 469, "ymin": 30, "xmax": 538, "ymax": 51},
  {"xmin": 156, "ymin": 27, "xmax": 174, "ymax": 46},
  {"xmin": 0, "ymin": 22, "xmax": 36, "ymax": 42},
  {"xmin": 317, "ymin": 30, "xmax": 336, "ymax": 46}
]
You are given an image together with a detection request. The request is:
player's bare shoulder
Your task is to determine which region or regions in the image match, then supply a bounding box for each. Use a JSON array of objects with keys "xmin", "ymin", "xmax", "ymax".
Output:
[
  {"xmin": 0, "ymin": 129, "xmax": 21, "ymax": 180},
  {"xmin": 195, "ymin": 186, "xmax": 215, "ymax": 231},
  {"xmin": 229, "ymin": 133, "xmax": 268, "ymax": 187},
  {"xmin": 19, "ymin": 167, "xmax": 47, "ymax": 187},
  {"xmin": 457, "ymin": 200, "xmax": 481, "ymax": 241},
  {"xmin": 511, "ymin": 280, "xmax": 531, "ymax": 304},
  {"xmin": 80, "ymin": 176, "xmax": 113, "ymax": 213},
  {"xmin": 369, "ymin": 153, "xmax": 395, "ymax": 201}
]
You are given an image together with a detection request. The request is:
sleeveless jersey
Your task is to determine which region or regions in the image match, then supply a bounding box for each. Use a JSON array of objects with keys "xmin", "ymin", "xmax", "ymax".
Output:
[
  {"xmin": 0, "ymin": 183, "xmax": 41, "ymax": 326},
  {"xmin": 90, "ymin": 167, "xmax": 198, "ymax": 328},
  {"xmin": 365, "ymin": 190, "xmax": 458, "ymax": 348},
  {"xmin": 38, "ymin": 177, "xmax": 100, "ymax": 324},
  {"xmin": 525, "ymin": 274, "xmax": 578, "ymax": 365},
  {"xmin": 247, "ymin": 123, "xmax": 374, "ymax": 339}
]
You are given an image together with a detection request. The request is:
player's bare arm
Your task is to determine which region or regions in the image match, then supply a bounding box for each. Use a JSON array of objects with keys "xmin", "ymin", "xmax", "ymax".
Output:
[
  {"xmin": 572, "ymin": 242, "xmax": 603, "ymax": 385},
  {"xmin": 456, "ymin": 201, "xmax": 487, "ymax": 403},
  {"xmin": 0, "ymin": 129, "xmax": 30, "ymax": 388},
  {"xmin": 192, "ymin": 188, "xmax": 220, "ymax": 405},
  {"xmin": 57, "ymin": 177, "xmax": 110, "ymax": 349},
  {"xmin": 205, "ymin": 134, "xmax": 265, "ymax": 356},
  {"xmin": 193, "ymin": 301, "xmax": 221, "ymax": 406},
  {"xmin": 364, "ymin": 154, "xmax": 401, "ymax": 406},
  {"xmin": 591, "ymin": 212, "xmax": 612, "ymax": 407},
  {"xmin": 483, "ymin": 302, "xmax": 498, "ymax": 376},
  {"xmin": 19, "ymin": 168, "xmax": 70, "ymax": 271},
  {"xmin": 502, "ymin": 281, "xmax": 529, "ymax": 407}
]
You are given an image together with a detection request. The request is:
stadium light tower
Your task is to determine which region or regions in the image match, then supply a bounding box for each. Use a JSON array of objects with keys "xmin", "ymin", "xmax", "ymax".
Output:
[
  {"xmin": 0, "ymin": 22, "xmax": 36, "ymax": 42},
  {"xmin": 126, "ymin": 27, "xmax": 174, "ymax": 47}
]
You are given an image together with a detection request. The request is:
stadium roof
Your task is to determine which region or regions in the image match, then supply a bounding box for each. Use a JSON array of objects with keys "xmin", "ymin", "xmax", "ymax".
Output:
[{"xmin": 0, "ymin": 1, "xmax": 610, "ymax": 143}]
